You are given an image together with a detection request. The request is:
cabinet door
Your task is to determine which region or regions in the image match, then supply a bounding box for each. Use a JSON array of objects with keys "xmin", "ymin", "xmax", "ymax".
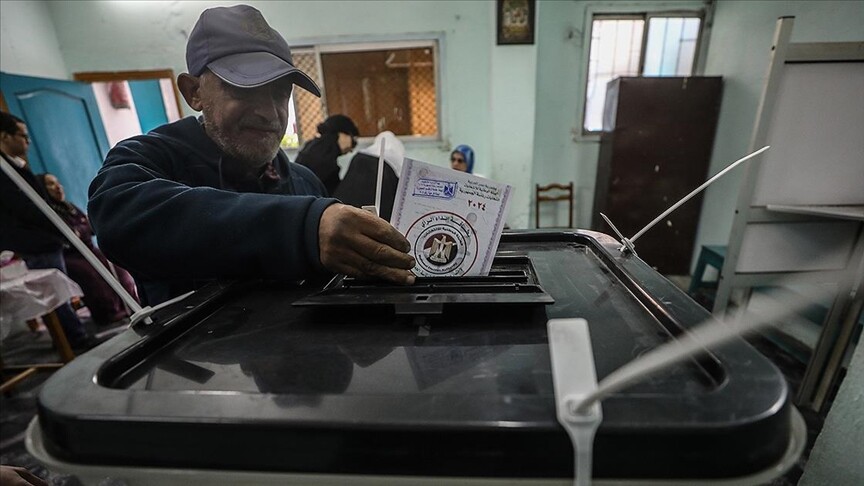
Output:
[
  {"xmin": 594, "ymin": 77, "xmax": 723, "ymax": 275},
  {"xmin": 1, "ymin": 71, "xmax": 109, "ymax": 212}
]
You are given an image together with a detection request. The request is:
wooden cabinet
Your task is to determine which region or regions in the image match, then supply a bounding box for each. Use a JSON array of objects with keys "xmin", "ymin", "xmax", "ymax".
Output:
[{"xmin": 592, "ymin": 76, "xmax": 723, "ymax": 275}]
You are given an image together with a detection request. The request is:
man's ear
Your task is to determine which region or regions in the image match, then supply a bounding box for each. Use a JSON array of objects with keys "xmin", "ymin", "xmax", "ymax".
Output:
[
  {"xmin": 0, "ymin": 131, "xmax": 12, "ymax": 151},
  {"xmin": 177, "ymin": 73, "xmax": 203, "ymax": 111}
]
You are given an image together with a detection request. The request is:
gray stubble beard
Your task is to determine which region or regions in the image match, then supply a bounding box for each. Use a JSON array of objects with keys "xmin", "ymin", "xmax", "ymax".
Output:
[{"xmin": 202, "ymin": 108, "xmax": 280, "ymax": 172}]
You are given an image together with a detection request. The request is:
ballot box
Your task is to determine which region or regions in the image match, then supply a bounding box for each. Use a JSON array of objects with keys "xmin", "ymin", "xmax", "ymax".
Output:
[{"xmin": 28, "ymin": 231, "xmax": 804, "ymax": 485}]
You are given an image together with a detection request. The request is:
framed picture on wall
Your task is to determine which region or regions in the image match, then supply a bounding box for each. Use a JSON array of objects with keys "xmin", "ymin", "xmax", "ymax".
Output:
[{"xmin": 497, "ymin": 0, "xmax": 535, "ymax": 45}]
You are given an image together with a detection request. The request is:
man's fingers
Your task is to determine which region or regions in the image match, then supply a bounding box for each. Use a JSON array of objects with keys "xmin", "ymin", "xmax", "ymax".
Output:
[
  {"xmin": 357, "ymin": 252, "xmax": 416, "ymax": 284},
  {"xmin": 0, "ymin": 466, "xmax": 48, "ymax": 486},
  {"xmin": 351, "ymin": 210, "xmax": 413, "ymax": 265},
  {"xmin": 15, "ymin": 469, "xmax": 48, "ymax": 486},
  {"xmin": 319, "ymin": 204, "xmax": 416, "ymax": 284},
  {"xmin": 354, "ymin": 238, "xmax": 415, "ymax": 270},
  {"xmin": 351, "ymin": 207, "xmax": 411, "ymax": 253},
  {"xmin": 368, "ymin": 223, "xmax": 411, "ymax": 253},
  {"xmin": 333, "ymin": 251, "xmax": 416, "ymax": 285}
]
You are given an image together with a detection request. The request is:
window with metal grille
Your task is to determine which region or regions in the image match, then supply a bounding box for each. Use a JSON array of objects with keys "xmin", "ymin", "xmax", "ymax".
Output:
[
  {"xmin": 282, "ymin": 40, "xmax": 440, "ymax": 150},
  {"xmin": 583, "ymin": 14, "xmax": 702, "ymax": 133}
]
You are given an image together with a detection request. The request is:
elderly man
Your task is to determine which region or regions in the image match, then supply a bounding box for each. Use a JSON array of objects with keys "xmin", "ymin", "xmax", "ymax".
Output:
[{"xmin": 88, "ymin": 5, "xmax": 415, "ymax": 305}]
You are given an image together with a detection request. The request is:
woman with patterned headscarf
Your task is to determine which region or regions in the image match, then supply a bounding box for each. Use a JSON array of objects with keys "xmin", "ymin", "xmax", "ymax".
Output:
[{"xmin": 450, "ymin": 144, "xmax": 475, "ymax": 173}]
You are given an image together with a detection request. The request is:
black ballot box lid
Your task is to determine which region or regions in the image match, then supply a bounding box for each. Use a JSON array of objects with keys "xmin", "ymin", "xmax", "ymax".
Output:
[{"xmin": 37, "ymin": 231, "xmax": 792, "ymax": 480}]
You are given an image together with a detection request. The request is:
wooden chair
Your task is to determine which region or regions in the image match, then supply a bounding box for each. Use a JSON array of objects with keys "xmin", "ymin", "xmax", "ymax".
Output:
[
  {"xmin": 1, "ymin": 310, "xmax": 74, "ymax": 393},
  {"xmin": 1, "ymin": 267, "xmax": 78, "ymax": 394},
  {"xmin": 535, "ymin": 182, "xmax": 574, "ymax": 228}
]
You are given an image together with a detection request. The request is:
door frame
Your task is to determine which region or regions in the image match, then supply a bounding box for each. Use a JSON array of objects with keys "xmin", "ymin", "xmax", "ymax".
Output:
[{"xmin": 73, "ymin": 69, "xmax": 183, "ymax": 118}]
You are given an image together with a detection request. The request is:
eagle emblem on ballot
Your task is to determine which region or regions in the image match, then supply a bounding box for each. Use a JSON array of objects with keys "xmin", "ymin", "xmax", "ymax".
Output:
[{"xmin": 428, "ymin": 236, "xmax": 455, "ymax": 264}]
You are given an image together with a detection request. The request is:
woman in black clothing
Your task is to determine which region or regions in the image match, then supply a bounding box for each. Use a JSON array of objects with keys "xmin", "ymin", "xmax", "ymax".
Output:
[{"xmin": 294, "ymin": 114, "xmax": 359, "ymax": 195}]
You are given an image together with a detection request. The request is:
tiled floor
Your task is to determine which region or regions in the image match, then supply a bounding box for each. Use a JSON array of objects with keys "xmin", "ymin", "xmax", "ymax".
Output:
[
  {"xmin": 0, "ymin": 305, "xmax": 838, "ymax": 485},
  {"xmin": 746, "ymin": 333, "xmax": 836, "ymax": 486},
  {"xmin": 2, "ymin": 329, "xmax": 85, "ymax": 485},
  {"xmin": 1, "ymin": 312, "xmax": 128, "ymax": 485}
]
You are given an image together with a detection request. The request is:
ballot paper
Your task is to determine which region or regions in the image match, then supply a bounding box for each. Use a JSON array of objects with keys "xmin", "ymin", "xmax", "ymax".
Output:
[{"xmin": 390, "ymin": 158, "xmax": 512, "ymax": 277}]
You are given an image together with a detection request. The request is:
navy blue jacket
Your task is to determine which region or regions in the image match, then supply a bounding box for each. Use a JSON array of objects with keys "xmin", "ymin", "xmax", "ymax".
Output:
[
  {"xmin": 0, "ymin": 152, "xmax": 65, "ymax": 254},
  {"xmin": 88, "ymin": 116, "xmax": 337, "ymax": 305}
]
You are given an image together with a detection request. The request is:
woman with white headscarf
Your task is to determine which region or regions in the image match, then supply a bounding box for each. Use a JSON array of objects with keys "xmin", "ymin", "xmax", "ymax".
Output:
[{"xmin": 333, "ymin": 131, "xmax": 405, "ymax": 221}]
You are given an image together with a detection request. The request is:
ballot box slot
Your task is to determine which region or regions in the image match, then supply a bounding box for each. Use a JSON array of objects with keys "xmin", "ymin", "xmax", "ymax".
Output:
[
  {"xmin": 347, "ymin": 274, "xmax": 531, "ymax": 286},
  {"xmin": 334, "ymin": 282, "xmax": 546, "ymax": 294},
  {"xmin": 294, "ymin": 256, "xmax": 555, "ymax": 315}
]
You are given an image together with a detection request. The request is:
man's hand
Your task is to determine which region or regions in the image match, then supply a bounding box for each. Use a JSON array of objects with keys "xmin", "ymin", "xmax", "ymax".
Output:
[
  {"xmin": 319, "ymin": 204, "xmax": 416, "ymax": 284},
  {"xmin": 0, "ymin": 466, "xmax": 48, "ymax": 486}
]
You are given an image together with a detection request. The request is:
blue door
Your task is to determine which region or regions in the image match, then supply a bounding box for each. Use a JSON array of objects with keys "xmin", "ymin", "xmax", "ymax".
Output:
[
  {"xmin": 129, "ymin": 79, "xmax": 169, "ymax": 134},
  {"xmin": 1, "ymin": 72, "xmax": 109, "ymax": 212}
]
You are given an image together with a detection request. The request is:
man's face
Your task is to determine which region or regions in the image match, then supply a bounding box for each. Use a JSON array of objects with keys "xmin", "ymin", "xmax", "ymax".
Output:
[
  {"xmin": 198, "ymin": 72, "xmax": 292, "ymax": 171},
  {"xmin": 2, "ymin": 122, "xmax": 30, "ymax": 158}
]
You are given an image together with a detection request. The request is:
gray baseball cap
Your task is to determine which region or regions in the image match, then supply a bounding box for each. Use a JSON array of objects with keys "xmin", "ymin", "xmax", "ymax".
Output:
[{"xmin": 186, "ymin": 5, "xmax": 321, "ymax": 96}]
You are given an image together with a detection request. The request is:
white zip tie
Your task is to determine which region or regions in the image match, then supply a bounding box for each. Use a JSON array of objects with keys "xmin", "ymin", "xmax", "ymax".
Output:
[
  {"xmin": 629, "ymin": 146, "xmax": 770, "ymax": 245},
  {"xmin": 128, "ymin": 290, "xmax": 196, "ymax": 326}
]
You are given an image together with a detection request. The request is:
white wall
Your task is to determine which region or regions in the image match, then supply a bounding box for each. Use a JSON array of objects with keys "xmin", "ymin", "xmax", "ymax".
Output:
[
  {"xmin": 90, "ymin": 81, "xmax": 143, "ymax": 148},
  {"xmin": 531, "ymin": 1, "xmax": 707, "ymax": 229},
  {"xmin": 490, "ymin": 2, "xmax": 538, "ymax": 229},
  {"xmin": 159, "ymin": 78, "xmax": 181, "ymax": 122},
  {"xmin": 0, "ymin": 0, "xmax": 67, "ymax": 79},
  {"xmin": 530, "ymin": 0, "xmax": 863, "ymax": 264}
]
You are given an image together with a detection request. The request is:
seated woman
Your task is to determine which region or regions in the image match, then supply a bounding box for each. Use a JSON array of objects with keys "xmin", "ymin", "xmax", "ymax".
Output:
[
  {"xmin": 333, "ymin": 131, "xmax": 405, "ymax": 222},
  {"xmin": 38, "ymin": 173, "xmax": 139, "ymax": 327}
]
